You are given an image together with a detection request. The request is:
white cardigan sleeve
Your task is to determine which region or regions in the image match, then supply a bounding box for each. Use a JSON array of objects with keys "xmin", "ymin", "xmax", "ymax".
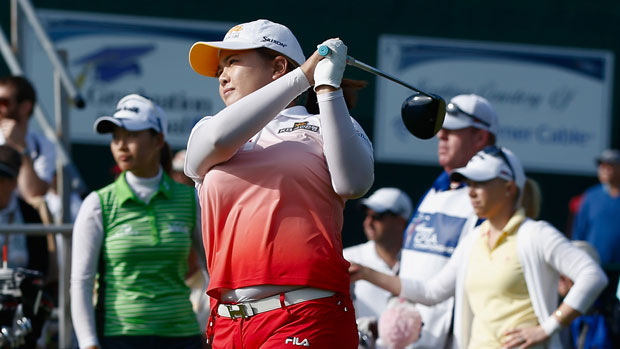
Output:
[
  {"xmin": 540, "ymin": 222, "xmax": 608, "ymax": 312},
  {"xmin": 70, "ymin": 192, "xmax": 104, "ymax": 348},
  {"xmin": 399, "ymin": 235, "xmax": 466, "ymax": 305},
  {"xmin": 184, "ymin": 68, "xmax": 310, "ymax": 183}
]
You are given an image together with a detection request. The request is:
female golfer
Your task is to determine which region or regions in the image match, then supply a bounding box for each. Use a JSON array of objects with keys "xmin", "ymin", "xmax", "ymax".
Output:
[
  {"xmin": 71, "ymin": 94, "xmax": 205, "ymax": 349},
  {"xmin": 351, "ymin": 146, "xmax": 607, "ymax": 348},
  {"xmin": 185, "ymin": 19, "xmax": 374, "ymax": 348}
]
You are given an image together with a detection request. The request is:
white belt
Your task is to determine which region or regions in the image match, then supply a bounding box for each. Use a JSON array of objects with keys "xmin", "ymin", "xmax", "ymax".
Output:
[{"xmin": 217, "ymin": 288, "xmax": 334, "ymax": 319}]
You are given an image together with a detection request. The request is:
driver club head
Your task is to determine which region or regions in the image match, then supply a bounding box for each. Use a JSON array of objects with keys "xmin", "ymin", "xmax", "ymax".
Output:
[{"xmin": 401, "ymin": 93, "xmax": 446, "ymax": 139}]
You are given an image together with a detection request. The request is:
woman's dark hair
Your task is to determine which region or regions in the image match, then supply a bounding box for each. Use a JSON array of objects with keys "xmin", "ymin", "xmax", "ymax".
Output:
[
  {"xmin": 256, "ymin": 47, "xmax": 299, "ymax": 73},
  {"xmin": 149, "ymin": 129, "xmax": 172, "ymax": 174},
  {"xmin": 256, "ymin": 47, "xmax": 302, "ymax": 106}
]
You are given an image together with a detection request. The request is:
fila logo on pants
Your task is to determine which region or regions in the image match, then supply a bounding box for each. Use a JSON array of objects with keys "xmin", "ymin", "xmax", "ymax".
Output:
[{"xmin": 285, "ymin": 336, "xmax": 310, "ymax": 346}]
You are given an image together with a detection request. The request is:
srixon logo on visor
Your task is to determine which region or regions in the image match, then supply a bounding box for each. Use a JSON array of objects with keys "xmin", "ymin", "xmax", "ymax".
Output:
[{"xmin": 262, "ymin": 36, "xmax": 287, "ymax": 48}]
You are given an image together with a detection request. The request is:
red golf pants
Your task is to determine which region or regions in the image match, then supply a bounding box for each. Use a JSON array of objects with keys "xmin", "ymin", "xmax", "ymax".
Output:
[{"xmin": 208, "ymin": 293, "xmax": 359, "ymax": 348}]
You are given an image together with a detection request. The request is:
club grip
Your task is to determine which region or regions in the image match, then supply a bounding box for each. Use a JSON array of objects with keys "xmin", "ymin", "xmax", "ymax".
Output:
[{"xmin": 318, "ymin": 45, "xmax": 331, "ymax": 56}]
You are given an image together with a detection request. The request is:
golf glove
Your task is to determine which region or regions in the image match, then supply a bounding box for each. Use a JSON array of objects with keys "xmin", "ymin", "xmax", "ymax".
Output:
[{"xmin": 314, "ymin": 39, "xmax": 347, "ymax": 91}]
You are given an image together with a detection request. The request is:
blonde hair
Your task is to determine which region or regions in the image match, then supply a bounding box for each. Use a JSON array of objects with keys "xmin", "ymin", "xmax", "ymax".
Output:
[{"xmin": 521, "ymin": 177, "xmax": 542, "ymax": 219}]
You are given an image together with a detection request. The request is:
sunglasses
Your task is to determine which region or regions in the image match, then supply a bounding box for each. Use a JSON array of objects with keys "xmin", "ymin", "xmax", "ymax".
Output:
[
  {"xmin": 481, "ymin": 145, "xmax": 515, "ymax": 180},
  {"xmin": 366, "ymin": 211, "xmax": 396, "ymax": 221},
  {"xmin": 446, "ymin": 102, "xmax": 491, "ymax": 127},
  {"xmin": 0, "ymin": 97, "xmax": 14, "ymax": 108}
]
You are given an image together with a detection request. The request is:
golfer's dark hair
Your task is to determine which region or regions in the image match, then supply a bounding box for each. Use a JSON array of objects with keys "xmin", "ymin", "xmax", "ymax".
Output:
[
  {"xmin": 0, "ymin": 145, "xmax": 22, "ymax": 179},
  {"xmin": 0, "ymin": 76, "xmax": 37, "ymax": 107},
  {"xmin": 256, "ymin": 47, "xmax": 299, "ymax": 73},
  {"xmin": 256, "ymin": 47, "xmax": 302, "ymax": 106},
  {"xmin": 148, "ymin": 129, "xmax": 172, "ymax": 175}
]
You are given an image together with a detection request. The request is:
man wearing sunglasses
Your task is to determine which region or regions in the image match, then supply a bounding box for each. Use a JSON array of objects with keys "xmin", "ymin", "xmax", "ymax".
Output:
[
  {"xmin": 344, "ymin": 187, "xmax": 412, "ymax": 344},
  {"xmin": 350, "ymin": 94, "xmax": 499, "ymax": 348},
  {"xmin": 0, "ymin": 76, "xmax": 56, "ymax": 203}
]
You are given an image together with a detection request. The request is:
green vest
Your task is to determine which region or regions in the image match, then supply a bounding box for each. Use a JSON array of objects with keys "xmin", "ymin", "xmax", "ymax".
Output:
[{"xmin": 95, "ymin": 171, "xmax": 199, "ymax": 337}]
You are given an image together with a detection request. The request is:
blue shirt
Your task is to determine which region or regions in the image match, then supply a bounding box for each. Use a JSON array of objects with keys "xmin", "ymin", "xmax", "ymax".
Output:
[{"xmin": 572, "ymin": 184, "xmax": 620, "ymax": 267}]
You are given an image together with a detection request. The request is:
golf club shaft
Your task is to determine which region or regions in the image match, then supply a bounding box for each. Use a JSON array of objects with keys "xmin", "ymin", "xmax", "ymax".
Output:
[
  {"xmin": 345, "ymin": 57, "xmax": 431, "ymax": 97},
  {"xmin": 318, "ymin": 45, "xmax": 432, "ymax": 97}
]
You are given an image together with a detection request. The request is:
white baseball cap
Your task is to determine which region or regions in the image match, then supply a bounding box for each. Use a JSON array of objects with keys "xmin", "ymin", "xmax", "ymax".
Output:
[
  {"xmin": 94, "ymin": 94, "xmax": 167, "ymax": 138},
  {"xmin": 450, "ymin": 146, "xmax": 525, "ymax": 190},
  {"xmin": 189, "ymin": 19, "xmax": 305, "ymax": 77},
  {"xmin": 360, "ymin": 187, "xmax": 413, "ymax": 221},
  {"xmin": 443, "ymin": 94, "xmax": 498, "ymax": 136}
]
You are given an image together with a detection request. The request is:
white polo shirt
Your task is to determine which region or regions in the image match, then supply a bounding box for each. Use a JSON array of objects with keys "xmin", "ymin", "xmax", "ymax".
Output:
[{"xmin": 344, "ymin": 240, "xmax": 399, "ymax": 320}]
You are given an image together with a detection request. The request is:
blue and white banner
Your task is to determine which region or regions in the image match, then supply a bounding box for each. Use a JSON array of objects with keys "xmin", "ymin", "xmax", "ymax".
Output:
[
  {"xmin": 21, "ymin": 9, "xmax": 231, "ymax": 148},
  {"xmin": 374, "ymin": 36, "xmax": 614, "ymax": 175}
]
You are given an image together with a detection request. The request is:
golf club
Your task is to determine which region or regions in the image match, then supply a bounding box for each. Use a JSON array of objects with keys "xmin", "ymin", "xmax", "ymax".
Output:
[{"xmin": 318, "ymin": 45, "xmax": 445, "ymax": 140}]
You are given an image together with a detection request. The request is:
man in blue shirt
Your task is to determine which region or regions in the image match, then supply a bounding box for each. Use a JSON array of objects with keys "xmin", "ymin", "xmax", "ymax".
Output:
[
  {"xmin": 572, "ymin": 148, "xmax": 620, "ymax": 344},
  {"xmin": 572, "ymin": 149, "xmax": 620, "ymax": 267}
]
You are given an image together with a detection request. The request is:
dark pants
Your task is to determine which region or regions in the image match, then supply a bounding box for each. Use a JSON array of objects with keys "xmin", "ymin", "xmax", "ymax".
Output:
[
  {"xmin": 100, "ymin": 335, "xmax": 203, "ymax": 349},
  {"xmin": 599, "ymin": 270, "xmax": 620, "ymax": 344}
]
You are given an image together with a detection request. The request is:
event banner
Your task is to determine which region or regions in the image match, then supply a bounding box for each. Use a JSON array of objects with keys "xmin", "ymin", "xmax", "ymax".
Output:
[
  {"xmin": 20, "ymin": 9, "xmax": 230, "ymax": 148},
  {"xmin": 374, "ymin": 36, "xmax": 614, "ymax": 175}
]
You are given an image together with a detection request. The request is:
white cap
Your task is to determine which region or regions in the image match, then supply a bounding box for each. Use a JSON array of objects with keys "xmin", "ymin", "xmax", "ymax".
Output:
[
  {"xmin": 94, "ymin": 94, "xmax": 167, "ymax": 138},
  {"xmin": 450, "ymin": 146, "xmax": 525, "ymax": 190},
  {"xmin": 189, "ymin": 19, "xmax": 305, "ymax": 77},
  {"xmin": 443, "ymin": 94, "xmax": 498, "ymax": 135},
  {"xmin": 360, "ymin": 187, "xmax": 413, "ymax": 221}
]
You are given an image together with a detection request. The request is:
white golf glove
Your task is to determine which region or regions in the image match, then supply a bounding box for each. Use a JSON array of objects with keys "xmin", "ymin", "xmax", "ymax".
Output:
[{"xmin": 314, "ymin": 38, "xmax": 347, "ymax": 91}]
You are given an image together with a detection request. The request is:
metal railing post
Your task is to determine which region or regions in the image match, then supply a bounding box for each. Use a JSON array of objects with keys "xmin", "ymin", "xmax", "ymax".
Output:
[
  {"xmin": 10, "ymin": 0, "xmax": 18, "ymax": 53},
  {"xmin": 57, "ymin": 233, "xmax": 72, "ymax": 349},
  {"xmin": 54, "ymin": 49, "xmax": 73, "ymax": 349}
]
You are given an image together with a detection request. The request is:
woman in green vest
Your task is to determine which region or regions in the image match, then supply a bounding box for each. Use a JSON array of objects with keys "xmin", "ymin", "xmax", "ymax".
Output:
[{"xmin": 70, "ymin": 94, "xmax": 205, "ymax": 349}]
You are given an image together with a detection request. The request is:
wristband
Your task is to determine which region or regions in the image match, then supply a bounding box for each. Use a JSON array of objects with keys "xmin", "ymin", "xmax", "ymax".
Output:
[{"xmin": 541, "ymin": 314, "xmax": 561, "ymax": 336}]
